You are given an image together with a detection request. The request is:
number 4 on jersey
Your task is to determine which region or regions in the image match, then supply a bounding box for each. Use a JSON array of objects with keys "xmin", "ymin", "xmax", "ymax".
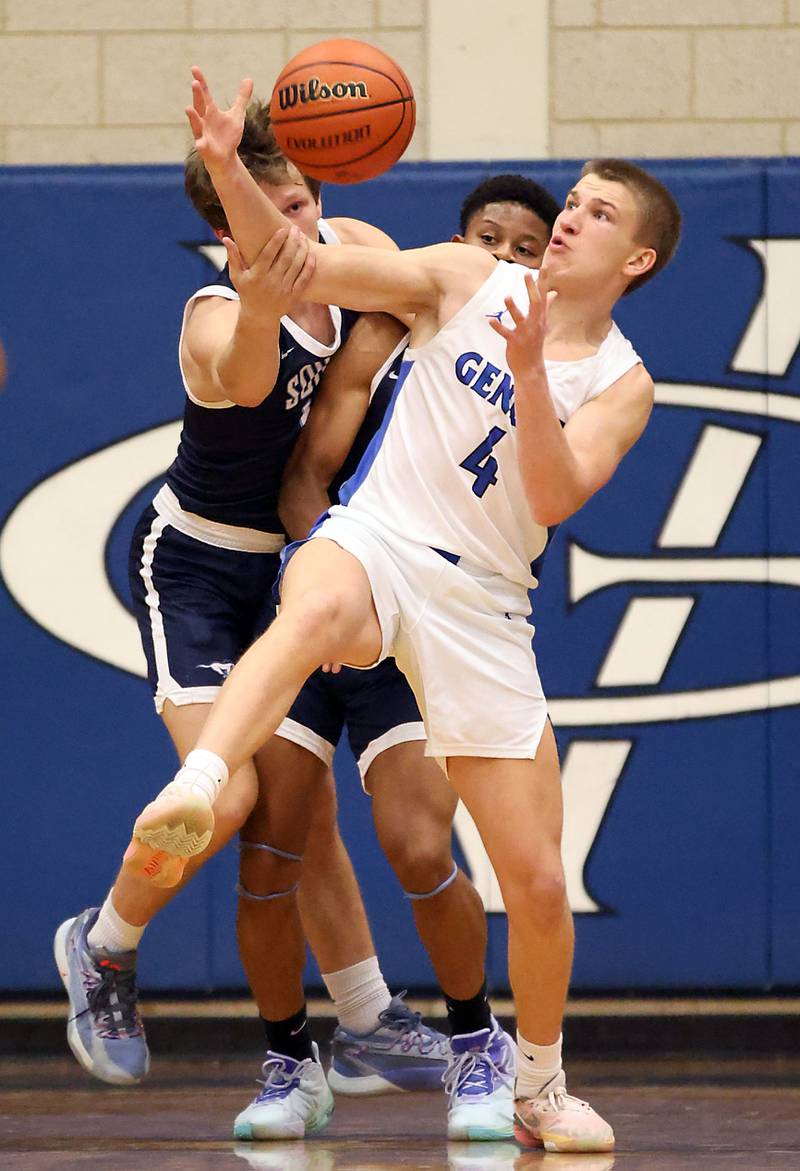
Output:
[{"xmin": 460, "ymin": 426, "xmax": 507, "ymax": 497}]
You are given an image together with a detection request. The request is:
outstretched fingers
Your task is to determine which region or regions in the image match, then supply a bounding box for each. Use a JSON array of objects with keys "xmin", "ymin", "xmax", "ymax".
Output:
[{"xmin": 234, "ymin": 76, "xmax": 254, "ymax": 114}]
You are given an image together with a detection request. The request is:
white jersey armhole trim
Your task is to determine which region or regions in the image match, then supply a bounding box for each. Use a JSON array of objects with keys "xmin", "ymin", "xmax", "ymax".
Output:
[
  {"xmin": 582, "ymin": 324, "xmax": 643, "ymax": 405},
  {"xmin": 279, "ymin": 217, "xmax": 344, "ymax": 357}
]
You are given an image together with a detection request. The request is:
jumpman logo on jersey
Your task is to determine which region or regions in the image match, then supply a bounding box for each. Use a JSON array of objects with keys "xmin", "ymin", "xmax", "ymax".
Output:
[{"xmin": 485, "ymin": 309, "xmax": 508, "ymax": 322}]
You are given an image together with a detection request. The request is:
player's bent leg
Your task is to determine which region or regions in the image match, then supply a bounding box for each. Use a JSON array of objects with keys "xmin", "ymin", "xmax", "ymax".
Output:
[
  {"xmin": 56, "ymin": 701, "xmax": 259, "ymax": 1086},
  {"xmin": 446, "ymin": 728, "xmax": 614, "ymax": 1153},
  {"xmin": 369, "ymin": 742, "xmax": 513, "ymax": 1135},
  {"xmin": 124, "ymin": 700, "xmax": 258, "ymax": 889},
  {"xmin": 234, "ymin": 737, "xmax": 334, "ymax": 1141},
  {"xmin": 129, "ymin": 540, "xmax": 382, "ymax": 884}
]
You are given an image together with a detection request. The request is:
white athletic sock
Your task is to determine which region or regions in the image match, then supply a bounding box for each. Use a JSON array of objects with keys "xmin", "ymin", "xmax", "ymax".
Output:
[
  {"xmin": 173, "ymin": 748, "xmax": 229, "ymax": 805},
  {"xmin": 87, "ymin": 891, "xmax": 146, "ymax": 954},
  {"xmin": 515, "ymin": 1030, "xmax": 563, "ymax": 1099},
  {"xmin": 322, "ymin": 956, "xmax": 392, "ymax": 1036}
]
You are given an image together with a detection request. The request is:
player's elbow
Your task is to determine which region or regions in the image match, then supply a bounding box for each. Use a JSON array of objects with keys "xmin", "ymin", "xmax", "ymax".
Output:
[
  {"xmin": 225, "ymin": 382, "xmax": 269, "ymax": 408},
  {"xmin": 529, "ymin": 500, "xmax": 570, "ymax": 527},
  {"xmin": 526, "ymin": 485, "xmax": 586, "ymax": 527}
]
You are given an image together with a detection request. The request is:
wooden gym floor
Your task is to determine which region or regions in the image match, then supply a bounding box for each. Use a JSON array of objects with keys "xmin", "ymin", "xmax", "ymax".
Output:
[{"xmin": 1, "ymin": 1050, "xmax": 799, "ymax": 1169}]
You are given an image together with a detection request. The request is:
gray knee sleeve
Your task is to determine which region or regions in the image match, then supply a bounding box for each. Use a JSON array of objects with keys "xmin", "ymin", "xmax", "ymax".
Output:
[
  {"xmin": 238, "ymin": 840, "xmax": 302, "ymax": 863},
  {"xmin": 237, "ymin": 839, "xmax": 302, "ymax": 902},
  {"xmin": 403, "ymin": 861, "xmax": 458, "ymax": 902}
]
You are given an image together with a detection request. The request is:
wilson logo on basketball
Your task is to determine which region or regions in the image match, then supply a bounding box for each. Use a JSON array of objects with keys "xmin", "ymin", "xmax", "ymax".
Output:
[{"xmin": 277, "ymin": 77, "xmax": 369, "ymax": 111}]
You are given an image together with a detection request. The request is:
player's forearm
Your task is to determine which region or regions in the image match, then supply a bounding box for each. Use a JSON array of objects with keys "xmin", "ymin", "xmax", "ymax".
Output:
[
  {"xmin": 207, "ymin": 155, "xmax": 288, "ymax": 266},
  {"xmin": 515, "ymin": 368, "xmax": 590, "ymax": 525},
  {"xmin": 279, "ymin": 463, "xmax": 332, "ymax": 540},
  {"xmin": 214, "ymin": 308, "xmax": 281, "ymax": 406}
]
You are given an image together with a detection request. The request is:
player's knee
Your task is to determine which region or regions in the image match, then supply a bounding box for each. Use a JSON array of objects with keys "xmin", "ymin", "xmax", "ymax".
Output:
[
  {"xmin": 282, "ymin": 587, "xmax": 347, "ymax": 655},
  {"xmin": 238, "ymin": 841, "xmax": 302, "ymax": 900},
  {"xmin": 384, "ymin": 832, "xmax": 454, "ymax": 894},
  {"xmin": 502, "ymin": 856, "xmax": 568, "ymax": 927}
]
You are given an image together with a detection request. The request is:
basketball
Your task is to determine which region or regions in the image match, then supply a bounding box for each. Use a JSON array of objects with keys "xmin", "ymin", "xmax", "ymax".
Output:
[{"xmin": 269, "ymin": 38, "xmax": 415, "ymax": 184}]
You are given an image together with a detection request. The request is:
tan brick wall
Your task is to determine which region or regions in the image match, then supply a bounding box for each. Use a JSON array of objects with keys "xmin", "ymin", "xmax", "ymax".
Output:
[
  {"xmin": 0, "ymin": 1, "xmax": 427, "ymax": 164},
  {"xmin": 1, "ymin": 2, "xmax": 799, "ymax": 164},
  {"xmin": 552, "ymin": 0, "xmax": 800, "ymax": 157}
]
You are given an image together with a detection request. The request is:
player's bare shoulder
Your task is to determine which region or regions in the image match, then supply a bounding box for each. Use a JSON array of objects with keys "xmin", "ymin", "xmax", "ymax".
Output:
[
  {"xmin": 181, "ymin": 294, "xmax": 240, "ymax": 402},
  {"xmin": 601, "ymin": 361, "xmax": 654, "ymax": 413},
  {"xmin": 326, "ymin": 216, "xmax": 398, "ymax": 251},
  {"xmin": 591, "ymin": 361, "xmax": 654, "ymax": 452}
]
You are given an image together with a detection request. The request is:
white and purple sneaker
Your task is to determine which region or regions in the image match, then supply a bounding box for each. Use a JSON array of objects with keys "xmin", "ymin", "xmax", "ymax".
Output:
[
  {"xmin": 53, "ymin": 907, "xmax": 149, "ymax": 1085},
  {"xmin": 327, "ymin": 994, "xmax": 449, "ymax": 1095},
  {"xmin": 234, "ymin": 1044, "xmax": 335, "ymax": 1141},
  {"xmin": 445, "ymin": 1020, "xmax": 515, "ymax": 1141}
]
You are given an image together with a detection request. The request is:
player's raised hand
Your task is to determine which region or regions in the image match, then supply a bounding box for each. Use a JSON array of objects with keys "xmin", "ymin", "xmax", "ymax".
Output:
[
  {"xmin": 185, "ymin": 66, "xmax": 253, "ymax": 168},
  {"xmin": 488, "ymin": 272, "xmax": 556, "ymax": 373}
]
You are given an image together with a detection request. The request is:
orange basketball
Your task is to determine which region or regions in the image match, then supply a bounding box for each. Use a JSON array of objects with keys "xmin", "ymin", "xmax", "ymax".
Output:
[{"xmin": 269, "ymin": 38, "xmax": 415, "ymax": 184}]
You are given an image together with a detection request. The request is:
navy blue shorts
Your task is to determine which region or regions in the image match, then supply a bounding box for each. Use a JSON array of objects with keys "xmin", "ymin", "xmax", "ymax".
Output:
[
  {"xmin": 128, "ymin": 501, "xmax": 281, "ymax": 712},
  {"xmin": 279, "ymin": 658, "xmax": 425, "ymax": 790}
]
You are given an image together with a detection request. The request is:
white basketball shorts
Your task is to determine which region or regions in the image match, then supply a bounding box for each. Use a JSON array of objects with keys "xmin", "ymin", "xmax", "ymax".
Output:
[{"xmin": 309, "ymin": 510, "xmax": 549, "ymax": 765}]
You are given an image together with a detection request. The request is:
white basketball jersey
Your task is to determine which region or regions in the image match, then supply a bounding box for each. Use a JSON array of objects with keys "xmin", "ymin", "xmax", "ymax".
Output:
[{"xmin": 336, "ymin": 262, "xmax": 641, "ymax": 589}]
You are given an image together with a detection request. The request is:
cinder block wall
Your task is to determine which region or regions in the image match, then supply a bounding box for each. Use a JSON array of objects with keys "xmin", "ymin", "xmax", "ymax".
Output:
[
  {"xmin": 1, "ymin": 1, "xmax": 798, "ymax": 164},
  {"xmin": 551, "ymin": 0, "xmax": 800, "ymax": 158}
]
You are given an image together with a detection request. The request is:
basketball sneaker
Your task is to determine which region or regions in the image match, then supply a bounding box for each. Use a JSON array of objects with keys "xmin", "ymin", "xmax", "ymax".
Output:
[
  {"xmin": 234, "ymin": 1045, "xmax": 335, "ymax": 1141},
  {"xmin": 327, "ymin": 993, "xmax": 449, "ymax": 1095},
  {"xmin": 514, "ymin": 1072, "xmax": 615, "ymax": 1153},
  {"xmin": 53, "ymin": 907, "xmax": 149, "ymax": 1085},
  {"xmin": 125, "ymin": 777, "xmax": 216, "ymax": 888},
  {"xmin": 445, "ymin": 1021, "xmax": 515, "ymax": 1141}
]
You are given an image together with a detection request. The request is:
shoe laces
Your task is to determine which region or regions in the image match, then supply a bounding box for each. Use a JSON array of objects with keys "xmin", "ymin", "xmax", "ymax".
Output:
[
  {"xmin": 255, "ymin": 1054, "xmax": 307, "ymax": 1102},
  {"xmin": 443, "ymin": 1046, "xmax": 511, "ymax": 1103},
  {"xmin": 540, "ymin": 1083, "xmax": 590, "ymax": 1113},
  {"xmin": 378, "ymin": 993, "xmax": 447, "ymax": 1056},
  {"xmin": 82, "ymin": 959, "xmax": 143, "ymax": 1040}
]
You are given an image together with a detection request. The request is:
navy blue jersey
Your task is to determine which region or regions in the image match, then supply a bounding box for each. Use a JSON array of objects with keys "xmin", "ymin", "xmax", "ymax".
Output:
[
  {"xmin": 330, "ymin": 332, "xmax": 410, "ymax": 503},
  {"xmin": 165, "ymin": 219, "xmax": 359, "ymax": 533}
]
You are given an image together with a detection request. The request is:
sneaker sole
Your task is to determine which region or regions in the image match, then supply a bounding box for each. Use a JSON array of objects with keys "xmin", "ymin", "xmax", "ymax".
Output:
[
  {"xmin": 233, "ymin": 1099, "xmax": 334, "ymax": 1141},
  {"xmin": 513, "ymin": 1120, "xmax": 615, "ymax": 1153},
  {"xmin": 448, "ymin": 1123, "xmax": 515, "ymax": 1141},
  {"xmin": 53, "ymin": 920, "xmax": 143, "ymax": 1087},
  {"xmin": 327, "ymin": 1068, "xmax": 411, "ymax": 1096},
  {"xmin": 126, "ymin": 793, "xmax": 215, "ymax": 886},
  {"xmin": 122, "ymin": 840, "xmax": 188, "ymax": 888}
]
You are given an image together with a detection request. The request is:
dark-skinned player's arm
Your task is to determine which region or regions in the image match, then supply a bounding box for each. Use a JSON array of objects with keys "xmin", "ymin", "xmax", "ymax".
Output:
[
  {"xmin": 491, "ymin": 273, "xmax": 653, "ymax": 526},
  {"xmin": 279, "ymin": 313, "xmax": 408, "ymax": 540},
  {"xmin": 186, "ymin": 68, "xmax": 492, "ymax": 318}
]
